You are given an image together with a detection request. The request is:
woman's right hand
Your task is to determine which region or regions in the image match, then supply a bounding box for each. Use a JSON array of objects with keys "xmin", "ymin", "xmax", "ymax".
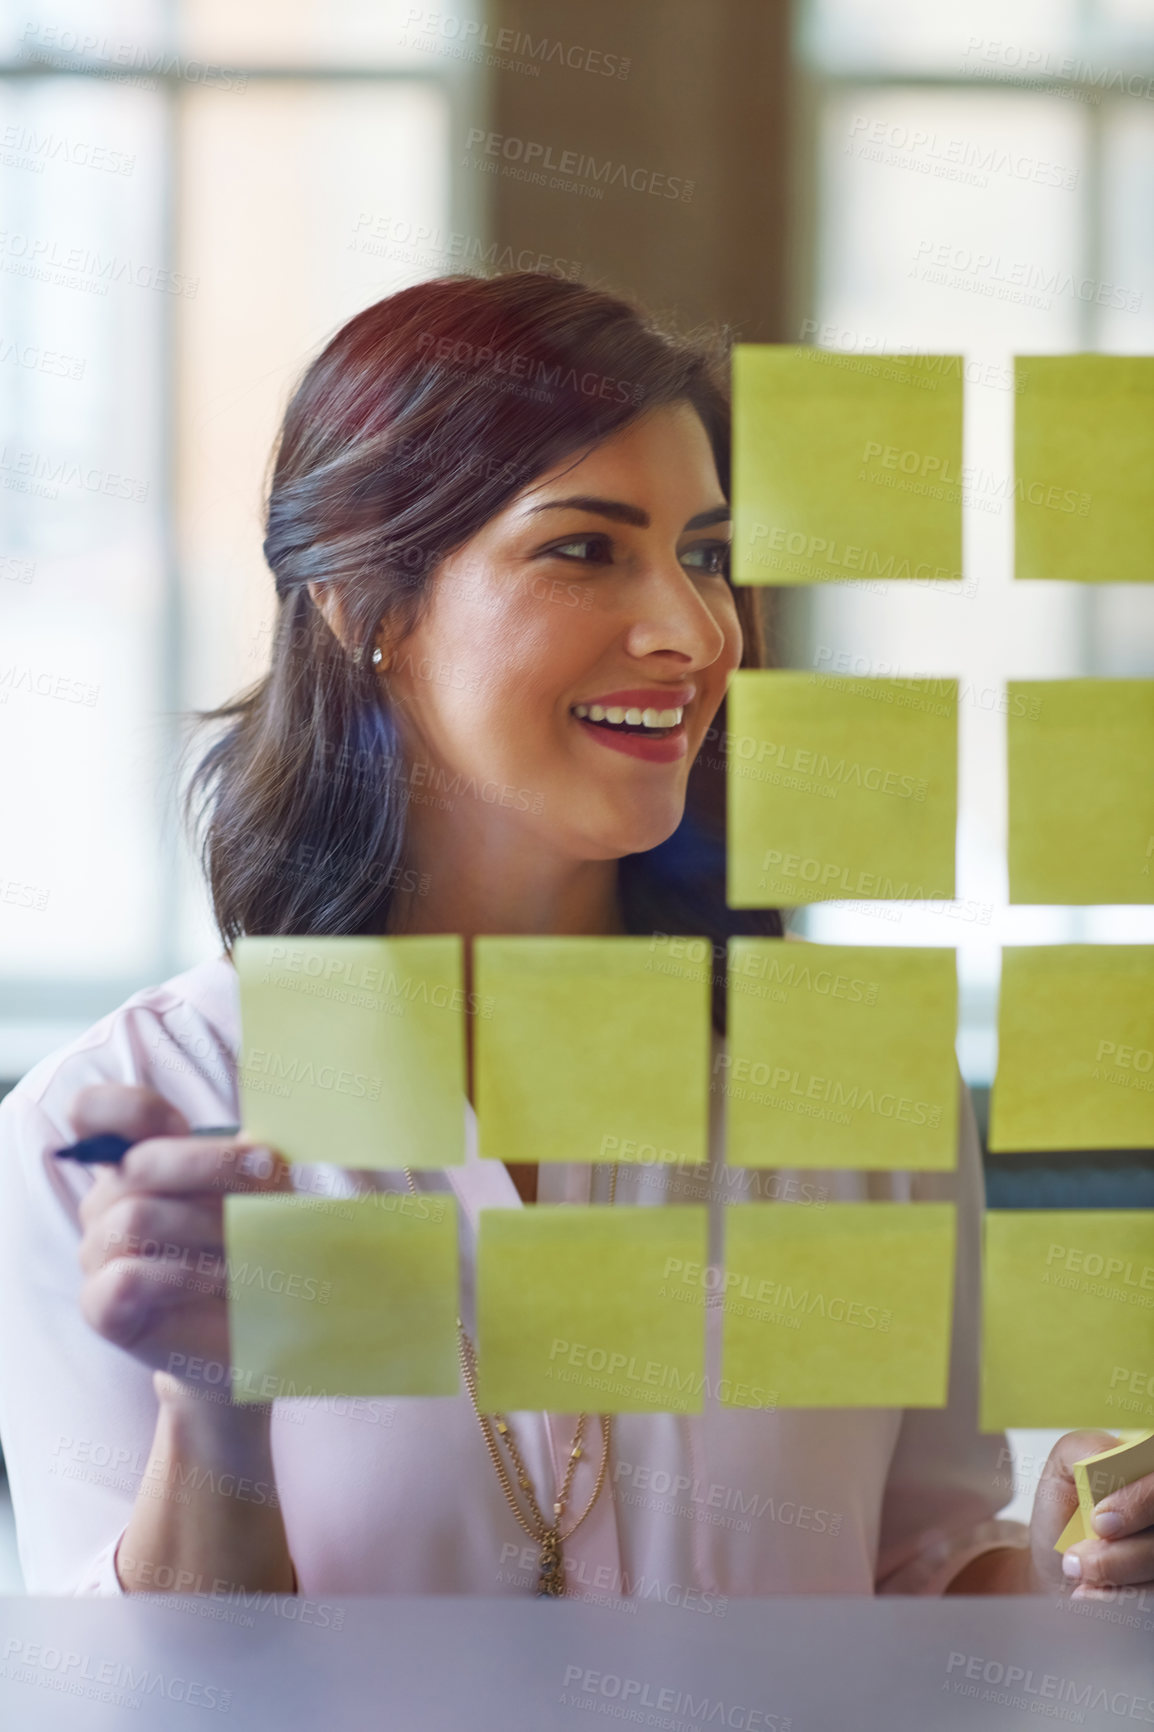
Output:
[{"xmin": 72, "ymin": 1083, "xmax": 292, "ymax": 1399}]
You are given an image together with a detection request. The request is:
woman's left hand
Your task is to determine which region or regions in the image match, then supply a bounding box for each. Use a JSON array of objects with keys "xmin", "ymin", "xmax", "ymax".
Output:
[{"xmin": 1025, "ymin": 1429, "xmax": 1154, "ymax": 1598}]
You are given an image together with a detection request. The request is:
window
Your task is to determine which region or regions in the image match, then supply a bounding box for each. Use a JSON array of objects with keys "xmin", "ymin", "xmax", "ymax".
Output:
[{"xmin": 0, "ymin": 0, "xmax": 483, "ymax": 1077}]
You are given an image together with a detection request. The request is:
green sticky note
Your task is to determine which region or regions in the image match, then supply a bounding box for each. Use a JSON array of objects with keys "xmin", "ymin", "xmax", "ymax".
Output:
[
  {"xmin": 234, "ymin": 935, "xmax": 466, "ymax": 1167},
  {"xmin": 989, "ymin": 946, "xmax": 1154, "ymax": 1152},
  {"xmin": 726, "ymin": 670, "xmax": 957, "ymax": 907},
  {"xmin": 474, "ymin": 937, "xmax": 710, "ymax": 1165},
  {"xmin": 980, "ymin": 1211, "xmax": 1154, "ymax": 1430},
  {"xmin": 476, "ymin": 1206, "xmax": 709, "ymax": 1413},
  {"xmin": 725, "ymin": 942, "xmax": 958, "ymax": 1169},
  {"xmin": 721, "ymin": 1203, "xmax": 956, "ymax": 1408},
  {"xmin": 1015, "ymin": 356, "xmax": 1154, "ymax": 583},
  {"xmin": 225, "ymin": 1192, "xmax": 460, "ymax": 1401},
  {"xmin": 732, "ymin": 346, "xmax": 963, "ymax": 585},
  {"xmin": 1008, "ymin": 680, "xmax": 1154, "ymax": 904}
]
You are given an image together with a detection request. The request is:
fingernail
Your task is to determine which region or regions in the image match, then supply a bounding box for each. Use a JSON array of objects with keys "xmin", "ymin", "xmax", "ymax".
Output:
[
  {"xmin": 1093, "ymin": 1509, "xmax": 1125, "ymax": 1539},
  {"xmin": 1062, "ymin": 1552, "xmax": 1082, "ymax": 1580},
  {"xmin": 238, "ymin": 1147, "xmax": 274, "ymax": 1180}
]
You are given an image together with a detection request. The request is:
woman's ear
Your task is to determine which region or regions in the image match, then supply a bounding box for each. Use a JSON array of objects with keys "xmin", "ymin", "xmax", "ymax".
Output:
[
  {"xmin": 305, "ymin": 581, "xmax": 403, "ymax": 669},
  {"xmin": 306, "ymin": 580, "xmax": 357, "ymax": 653}
]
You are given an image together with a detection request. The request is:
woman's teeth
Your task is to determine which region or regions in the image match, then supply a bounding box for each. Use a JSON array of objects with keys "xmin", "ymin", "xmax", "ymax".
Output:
[{"xmin": 573, "ymin": 703, "xmax": 684, "ymax": 730}]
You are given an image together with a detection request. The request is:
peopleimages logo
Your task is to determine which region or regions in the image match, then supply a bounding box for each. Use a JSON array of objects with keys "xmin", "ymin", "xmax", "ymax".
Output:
[
  {"xmin": 0, "ymin": 230, "xmax": 198, "ymax": 297},
  {"xmin": 241, "ymin": 1049, "xmax": 381, "ymax": 1101},
  {"xmin": 945, "ymin": 1651, "xmax": 1154, "ymax": 1720},
  {"xmin": 745, "ymin": 523, "xmax": 961, "ymax": 584},
  {"xmin": 402, "ymin": 10, "xmax": 631, "ymax": 78},
  {"xmin": 0, "ymin": 1638, "xmax": 231, "ymax": 1711},
  {"xmin": 664, "ymin": 1255, "xmax": 894, "ymax": 1332},
  {"xmin": 463, "ymin": 129, "xmax": 695, "ymax": 201},
  {"xmin": 0, "ymin": 123, "xmax": 135, "ymax": 176},
  {"xmin": 560, "ymin": 1667, "xmax": 790, "ymax": 1728}
]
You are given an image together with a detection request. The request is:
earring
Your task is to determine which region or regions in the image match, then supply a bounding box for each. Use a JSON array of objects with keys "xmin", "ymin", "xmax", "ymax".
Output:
[{"xmin": 371, "ymin": 646, "xmax": 383, "ymax": 666}]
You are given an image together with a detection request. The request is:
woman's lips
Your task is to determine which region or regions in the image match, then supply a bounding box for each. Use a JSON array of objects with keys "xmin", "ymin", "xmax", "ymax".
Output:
[{"xmin": 575, "ymin": 686, "xmax": 696, "ymax": 712}]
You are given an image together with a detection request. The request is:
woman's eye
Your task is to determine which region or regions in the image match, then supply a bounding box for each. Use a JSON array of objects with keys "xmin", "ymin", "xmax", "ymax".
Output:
[
  {"xmin": 547, "ymin": 536, "xmax": 612, "ymax": 563},
  {"xmin": 544, "ymin": 536, "xmax": 731, "ymax": 574},
  {"xmin": 681, "ymin": 541, "xmax": 731, "ymax": 576}
]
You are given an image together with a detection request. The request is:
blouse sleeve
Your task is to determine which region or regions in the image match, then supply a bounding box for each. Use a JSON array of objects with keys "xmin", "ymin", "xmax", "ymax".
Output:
[
  {"xmin": 0, "ymin": 1081, "xmax": 155, "ymax": 1593},
  {"xmin": 874, "ymin": 1074, "xmax": 1031, "ymax": 1595}
]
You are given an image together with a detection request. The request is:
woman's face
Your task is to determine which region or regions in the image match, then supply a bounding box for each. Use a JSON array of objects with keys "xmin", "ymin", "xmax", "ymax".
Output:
[{"xmin": 383, "ymin": 400, "xmax": 742, "ymax": 862}]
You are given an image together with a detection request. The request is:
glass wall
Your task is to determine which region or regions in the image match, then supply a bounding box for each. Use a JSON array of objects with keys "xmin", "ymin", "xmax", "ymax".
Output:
[{"xmin": 793, "ymin": 0, "xmax": 1154, "ymax": 1086}]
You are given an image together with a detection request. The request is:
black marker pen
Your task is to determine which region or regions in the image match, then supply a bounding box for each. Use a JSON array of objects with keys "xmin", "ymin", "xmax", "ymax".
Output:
[{"xmin": 54, "ymin": 1125, "xmax": 243, "ymax": 1165}]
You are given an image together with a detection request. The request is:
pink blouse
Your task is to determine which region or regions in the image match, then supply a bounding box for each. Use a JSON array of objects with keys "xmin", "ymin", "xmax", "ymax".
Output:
[{"xmin": 0, "ymin": 952, "xmax": 1027, "ymax": 1598}]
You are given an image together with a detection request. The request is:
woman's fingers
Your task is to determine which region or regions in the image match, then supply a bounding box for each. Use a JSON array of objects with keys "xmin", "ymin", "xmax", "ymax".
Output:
[
  {"xmin": 78, "ymin": 1194, "xmax": 225, "ymax": 1276},
  {"xmin": 77, "ymin": 1138, "xmax": 290, "ymax": 1255},
  {"xmin": 67, "ymin": 1090, "xmax": 298, "ymax": 1385},
  {"xmin": 1090, "ymin": 1469, "xmax": 1154, "ymax": 1541},
  {"xmin": 119, "ymin": 1135, "xmax": 291, "ymax": 1196},
  {"xmin": 1067, "ymin": 1531, "xmax": 1154, "ymax": 1591},
  {"xmin": 1063, "ymin": 1470, "xmax": 1154, "ymax": 1596},
  {"xmin": 67, "ymin": 1083, "xmax": 190, "ymax": 1143},
  {"xmin": 81, "ymin": 1256, "xmax": 228, "ymax": 1358},
  {"xmin": 1029, "ymin": 1429, "xmax": 1117, "ymax": 1555},
  {"xmin": 77, "ymin": 1140, "xmax": 291, "ymax": 1229}
]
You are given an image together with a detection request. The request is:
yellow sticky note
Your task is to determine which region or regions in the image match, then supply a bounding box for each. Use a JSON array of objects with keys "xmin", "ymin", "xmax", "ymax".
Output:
[
  {"xmin": 1015, "ymin": 356, "xmax": 1154, "ymax": 583},
  {"xmin": 980, "ymin": 1211, "xmax": 1154, "ymax": 1430},
  {"xmin": 724, "ymin": 943, "xmax": 958, "ymax": 1169},
  {"xmin": 1054, "ymin": 1507, "xmax": 1087, "ymax": 1554},
  {"xmin": 234, "ymin": 935, "xmax": 466, "ymax": 1167},
  {"xmin": 726, "ymin": 670, "xmax": 957, "ymax": 908},
  {"xmin": 225, "ymin": 1192, "xmax": 460, "ymax": 1401},
  {"xmin": 1008, "ymin": 680, "xmax": 1154, "ymax": 905},
  {"xmin": 476, "ymin": 1206, "xmax": 709, "ymax": 1413},
  {"xmin": 989, "ymin": 946, "xmax": 1154, "ymax": 1152},
  {"xmin": 721, "ymin": 1203, "xmax": 956, "ymax": 1408},
  {"xmin": 1074, "ymin": 1430, "xmax": 1154, "ymax": 1531},
  {"xmin": 732, "ymin": 346, "xmax": 964, "ymax": 585},
  {"xmin": 474, "ymin": 937, "xmax": 710, "ymax": 1165}
]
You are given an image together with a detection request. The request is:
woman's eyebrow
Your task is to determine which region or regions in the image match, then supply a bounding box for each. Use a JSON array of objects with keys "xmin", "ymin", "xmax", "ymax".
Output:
[{"xmin": 525, "ymin": 495, "xmax": 732, "ymax": 532}]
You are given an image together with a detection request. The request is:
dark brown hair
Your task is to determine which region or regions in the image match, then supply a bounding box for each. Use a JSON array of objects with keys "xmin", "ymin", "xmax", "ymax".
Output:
[{"xmin": 183, "ymin": 271, "xmax": 782, "ymax": 1024}]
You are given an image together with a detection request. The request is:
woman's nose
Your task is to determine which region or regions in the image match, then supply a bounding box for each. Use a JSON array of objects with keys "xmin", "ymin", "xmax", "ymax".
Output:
[{"xmin": 622, "ymin": 563, "xmax": 732, "ymax": 666}]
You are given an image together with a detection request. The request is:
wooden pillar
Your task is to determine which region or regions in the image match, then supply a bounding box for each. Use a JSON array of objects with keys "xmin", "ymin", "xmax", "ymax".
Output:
[
  {"xmin": 487, "ymin": 0, "xmax": 794, "ymax": 341},
  {"xmin": 486, "ymin": 0, "xmax": 795, "ymax": 655}
]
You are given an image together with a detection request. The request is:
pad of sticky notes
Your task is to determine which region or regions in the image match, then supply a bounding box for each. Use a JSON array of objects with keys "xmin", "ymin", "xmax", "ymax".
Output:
[
  {"xmin": 474, "ymin": 937, "xmax": 710, "ymax": 1165},
  {"xmin": 1075, "ymin": 1429, "xmax": 1154, "ymax": 1529},
  {"xmin": 1055, "ymin": 1430, "xmax": 1154, "ymax": 1553},
  {"xmin": 726, "ymin": 670, "xmax": 957, "ymax": 908},
  {"xmin": 1007, "ymin": 680, "xmax": 1154, "ymax": 905},
  {"xmin": 981, "ymin": 1211, "xmax": 1154, "ymax": 1430},
  {"xmin": 1015, "ymin": 356, "xmax": 1154, "ymax": 583},
  {"xmin": 476, "ymin": 1206, "xmax": 709, "ymax": 1413},
  {"xmin": 989, "ymin": 946, "xmax": 1154, "ymax": 1152},
  {"xmin": 732, "ymin": 346, "xmax": 963, "ymax": 585},
  {"xmin": 725, "ymin": 942, "xmax": 958, "ymax": 1169},
  {"xmin": 234, "ymin": 935, "xmax": 466, "ymax": 1167},
  {"xmin": 721, "ymin": 1203, "xmax": 956, "ymax": 1408},
  {"xmin": 225, "ymin": 1192, "xmax": 460, "ymax": 1401}
]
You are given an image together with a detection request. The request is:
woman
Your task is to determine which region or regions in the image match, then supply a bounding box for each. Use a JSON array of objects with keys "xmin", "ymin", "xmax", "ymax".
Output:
[{"xmin": 0, "ymin": 272, "xmax": 1143, "ymax": 1601}]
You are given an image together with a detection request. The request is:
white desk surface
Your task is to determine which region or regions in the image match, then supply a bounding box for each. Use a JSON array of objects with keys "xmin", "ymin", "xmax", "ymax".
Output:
[{"xmin": 1, "ymin": 1592, "xmax": 1151, "ymax": 1731}]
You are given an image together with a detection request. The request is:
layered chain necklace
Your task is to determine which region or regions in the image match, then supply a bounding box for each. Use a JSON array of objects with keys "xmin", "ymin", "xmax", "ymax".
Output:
[{"xmin": 401, "ymin": 1163, "xmax": 617, "ymax": 1596}]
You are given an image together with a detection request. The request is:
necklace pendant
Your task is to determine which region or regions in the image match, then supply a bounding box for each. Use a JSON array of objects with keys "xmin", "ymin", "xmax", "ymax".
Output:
[{"xmin": 536, "ymin": 1529, "xmax": 564, "ymax": 1597}]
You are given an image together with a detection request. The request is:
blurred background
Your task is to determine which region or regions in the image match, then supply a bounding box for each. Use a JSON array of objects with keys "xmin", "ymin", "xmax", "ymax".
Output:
[{"xmin": 1, "ymin": 0, "xmax": 1153, "ymax": 1585}]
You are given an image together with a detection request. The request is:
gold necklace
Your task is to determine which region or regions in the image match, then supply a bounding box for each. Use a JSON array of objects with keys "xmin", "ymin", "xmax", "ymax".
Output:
[{"xmin": 402, "ymin": 1162, "xmax": 617, "ymax": 1596}]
